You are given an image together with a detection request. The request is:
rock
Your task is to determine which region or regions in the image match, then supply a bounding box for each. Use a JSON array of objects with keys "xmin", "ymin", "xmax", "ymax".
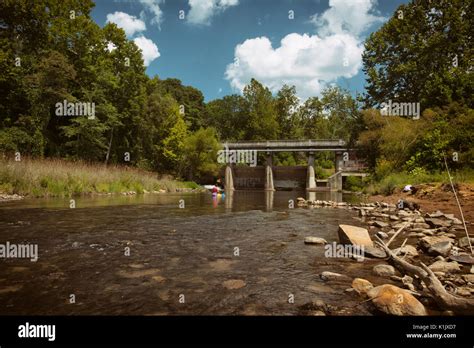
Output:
[
  {"xmin": 373, "ymin": 264, "xmax": 396, "ymax": 277},
  {"xmin": 364, "ymin": 246, "xmax": 387, "ymax": 258},
  {"xmin": 304, "ymin": 237, "xmax": 327, "ymax": 245},
  {"xmin": 310, "ymin": 310, "xmax": 326, "ymax": 316},
  {"xmin": 456, "ymin": 287, "xmax": 472, "ymax": 296},
  {"xmin": 458, "ymin": 237, "xmax": 474, "ymax": 249},
  {"xmin": 428, "ymin": 211, "xmax": 444, "ymax": 218},
  {"xmin": 296, "ymin": 197, "xmax": 305, "ymax": 202},
  {"xmin": 352, "ymin": 278, "xmax": 373, "ymax": 295},
  {"xmin": 427, "ymin": 241, "xmax": 453, "ymax": 257},
  {"xmin": 393, "ymin": 245, "xmax": 419, "ymax": 257},
  {"xmin": 434, "ymin": 256, "xmax": 445, "ymax": 262},
  {"xmin": 471, "ymin": 265, "xmax": 474, "ymax": 274},
  {"xmin": 359, "ymin": 209, "xmax": 367, "ymax": 217},
  {"xmin": 374, "ymin": 221, "xmax": 389, "ymax": 228},
  {"xmin": 425, "ymin": 218, "xmax": 452, "ymax": 229},
  {"xmin": 338, "ymin": 225, "xmax": 373, "ymax": 247},
  {"xmin": 320, "ymin": 271, "xmax": 347, "ymax": 281},
  {"xmin": 419, "ymin": 236, "xmax": 454, "ymax": 251},
  {"xmin": 389, "ymin": 215, "xmax": 400, "ymax": 221},
  {"xmin": 367, "ymin": 284, "xmax": 427, "ymax": 316},
  {"xmin": 428, "ymin": 261, "xmax": 461, "ymax": 273},
  {"xmin": 462, "ymin": 274, "xmax": 474, "ymax": 283},
  {"xmin": 222, "ymin": 279, "xmax": 246, "ymax": 290},
  {"xmin": 412, "ymin": 223, "xmax": 430, "ymax": 229},
  {"xmin": 449, "ymin": 254, "xmax": 474, "ymax": 265},
  {"xmin": 375, "ymin": 231, "xmax": 389, "ymax": 239},
  {"xmin": 71, "ymin": 242, "xmax": 80, "ymax": 248},
  {"xmin": 443, "ymin": 214, "xmax": 462, "ymax": 224}
]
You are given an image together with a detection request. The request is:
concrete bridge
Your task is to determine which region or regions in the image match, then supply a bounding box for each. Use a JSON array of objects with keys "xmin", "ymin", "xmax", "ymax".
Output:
[{"xmin": 220, "ymin": 140, "xmax": 367, "ymax": 192}]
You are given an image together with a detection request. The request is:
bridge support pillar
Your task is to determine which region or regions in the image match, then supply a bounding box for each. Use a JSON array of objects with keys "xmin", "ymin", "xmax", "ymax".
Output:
[
  {"xmin": 265, "ymin": 165, "xmax": 275, "ymax": 191},
  {"xmin": 225, "ymin": 165, "xmax": 234, "ymax": 191},
  {"xmin": 306, "ymin": 152, "xmax": 316, "ymax": 191},
  {"xmin": 335, "ymin": 152, "xmax": 343, "ymax": 172}
]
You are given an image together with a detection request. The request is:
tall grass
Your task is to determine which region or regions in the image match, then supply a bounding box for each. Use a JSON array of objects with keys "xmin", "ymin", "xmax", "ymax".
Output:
[
  {"xmin": 0, "ymin": 157, "xmax": 198, "ymax": 197},
  {"xmin": 363, "ymin": 168, "xmax": 474, "ymax": 196}
]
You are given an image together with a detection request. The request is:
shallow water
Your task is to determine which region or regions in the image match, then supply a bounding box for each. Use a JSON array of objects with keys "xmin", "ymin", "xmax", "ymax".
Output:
[{"xmin": 0, "ymin": 191, "xmax": 388, "ymax": 315}]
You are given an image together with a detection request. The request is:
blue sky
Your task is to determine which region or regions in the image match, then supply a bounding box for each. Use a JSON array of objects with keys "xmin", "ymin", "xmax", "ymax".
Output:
[{"xmin": 91, "ymin": 0, "xmax": 407, "ymax": 102}]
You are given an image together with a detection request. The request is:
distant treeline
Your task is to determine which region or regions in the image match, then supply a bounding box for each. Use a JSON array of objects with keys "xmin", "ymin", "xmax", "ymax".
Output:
[{"xmin": 0, "ymin": 0, "xmax": 472, "ymax": 182}]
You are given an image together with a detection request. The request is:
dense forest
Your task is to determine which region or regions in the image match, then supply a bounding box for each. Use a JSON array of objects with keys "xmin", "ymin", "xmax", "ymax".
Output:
[{"xmin": 0, "ymin": 0, "xmax": 472, "ymax": 183}]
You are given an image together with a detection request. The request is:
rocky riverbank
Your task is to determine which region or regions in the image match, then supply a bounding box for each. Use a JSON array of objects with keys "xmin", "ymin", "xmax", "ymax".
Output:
[{"xmin": 296, "ymin": 197, "xmax": 474, "ymax": 316}]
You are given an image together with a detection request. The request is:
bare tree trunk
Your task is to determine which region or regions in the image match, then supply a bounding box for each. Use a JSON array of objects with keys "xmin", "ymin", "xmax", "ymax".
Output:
[{"xmin": 105, "ymin": 128, "xmax": 113, "ymax": 165}]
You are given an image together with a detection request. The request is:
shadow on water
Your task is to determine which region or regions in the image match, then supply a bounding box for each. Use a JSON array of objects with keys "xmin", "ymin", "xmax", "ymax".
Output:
[{"xmin": 0, "ymin": 191, "xmax": 383, "ymax": 315}]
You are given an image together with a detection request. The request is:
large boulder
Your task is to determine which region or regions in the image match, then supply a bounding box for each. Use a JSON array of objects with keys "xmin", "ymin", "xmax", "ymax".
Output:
[
  {"xmin": 338, "ymin": 225, "xmax": 374, "ymax": 247},
  {"xmin": 367, "ymin": 284, "xmax": 428, "ymax": 316}
]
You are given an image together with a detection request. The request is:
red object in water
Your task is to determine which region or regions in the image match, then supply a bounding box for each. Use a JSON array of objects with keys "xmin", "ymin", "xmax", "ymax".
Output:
[{"xmin": 212, "ymin": 186, "xmax": 218, "ymax": 193}]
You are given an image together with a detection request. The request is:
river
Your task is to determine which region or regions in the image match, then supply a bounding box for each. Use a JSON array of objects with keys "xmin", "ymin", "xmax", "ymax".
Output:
[{"xmin": 0, "ymin": 191, "xmax": 385, "ymax": 315}]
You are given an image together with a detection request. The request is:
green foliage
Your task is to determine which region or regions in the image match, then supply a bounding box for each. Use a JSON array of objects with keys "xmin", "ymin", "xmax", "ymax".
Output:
[
  {"xmin": 181, "ymin": 127, "xmax": 220, "ymax": 180},
  {"xmin": 362, "ymin": 0, "xmax": 473, "ymax": 110}
]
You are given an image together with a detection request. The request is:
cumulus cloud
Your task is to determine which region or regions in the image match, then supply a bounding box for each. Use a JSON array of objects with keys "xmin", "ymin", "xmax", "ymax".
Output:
[
  {"xmin": 139, "ymin": 0, "xmax": 164, "ymax": 28},
  {"xmin": 311, "ymin": 0, "xmax": 385, "ymax": 37},
  {"xmin": 106, "ymin": 12, "xmax": 146, "ymax": 37},
  {"xmin": 187, "ymin": 0, "xmax": 239, "ymax": 25},
  {"xmin": 225, "ymin": 0, "xmax": 385, "ymax": 100},
  {"xmin": 133, "ymin": 36, "xmax": 161, "ymax": 66}
]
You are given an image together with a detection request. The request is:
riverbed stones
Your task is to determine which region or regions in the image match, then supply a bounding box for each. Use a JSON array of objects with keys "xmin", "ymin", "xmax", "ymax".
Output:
[
  {"xmin": 419, "ymin": 236, "xmax": 454, "ymax": 251},
  {"xmin": 338, "ymin": 225, "xmax": 374, "ymax": 247},
  {"xmin": 373, "ymin": 264, "xmax": 396, "ymax": 277},
  {"xmin": 222, "ymin": 279, "xmax": 246, "ymax": 290},
  {"xmin": 375, "ymin": 231, "xmax": 389, "ymax": 239},
  {"xmin": 304, "ymin": 237, "xmax": 327, "ymax": 245},
  {"xmin": 364, "ymin": 246, "xmax": 387, "ymax": 258},
  {"xmin": 373, "ymin": 221, "xmax": 389, "ymax": 228},
  {"xmin": 393, "ymin": 245, "xmax": 419, "ymax": 257},
  {"xmin": 462, "ymin": 274, "xmax": 474, "ymax": 283},
  {"xmin": 443, "ymin": 214, "xmax": 462, "ymax": 224},
  {"xmin": 425, "ymin": 218, "xmax": 452, "ymax": 228},
  {"xmin": 458, "ymin": 237, "xmax": 474, "ymax": 249},
  {"xmin": 428, "ymin": 260, "xmax": 461, "ymax": 273},
  {"xmin": 427, "ymin": 241, "xmax": 452, "ymax": 257},
  {"xmin": 352, "ymin": 278, "xmax": 373, "ymax": 295},
  {"xmin": 320, "ymin": 271, "xmax": 348, "ymax": 281},
  {"xmin": 367, "ymin": 284, "xmax": 427, "ymax": 316}
]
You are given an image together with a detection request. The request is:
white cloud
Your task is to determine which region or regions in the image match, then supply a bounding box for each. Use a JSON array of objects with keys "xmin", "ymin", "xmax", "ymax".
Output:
[
  {"xmin": 139, "ymin": 0, "xmax": 164, "ymax": 28},
  {"xmin": 225, "ymin": 34, "xmax": 363, "ymax": 100},
  {"xmin": 187, "ymin": 0, "xmax": 239, "ymax": 25},
  {"xmin": 133, "ymin": 36, "xmax": 160, "ymax": 66},
  {"xmin": 225, "ymin": 0, "xmax": 384, "ymax": 100},
  {"xmin": 311, "ymin": 0, "xmax": 385, "ymax": 37},
  {"xmin": 106, "ymin": 12, "xmax": 146, "ymax": 37}
]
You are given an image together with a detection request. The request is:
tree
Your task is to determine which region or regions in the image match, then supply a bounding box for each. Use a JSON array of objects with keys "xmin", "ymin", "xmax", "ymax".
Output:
[
  {"xmin": 362, "ymin": 0, "xmax": 473, "ymax": 110},
  {"xmin": 243, "ymin": 79, "xmax": 279, "ymax": 140},
  {"xmin": 204, "ymin": 94, "xmax": 248, "ymax": 141},
  {"xmin": 181, "ymin": 127, "xmax": 220, "ymax": 180}
]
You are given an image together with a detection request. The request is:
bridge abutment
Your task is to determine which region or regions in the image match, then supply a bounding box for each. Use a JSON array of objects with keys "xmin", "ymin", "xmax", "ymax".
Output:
[{"xmin": 224, "ymin": 165, "xmax": 234, "ymax": 191}]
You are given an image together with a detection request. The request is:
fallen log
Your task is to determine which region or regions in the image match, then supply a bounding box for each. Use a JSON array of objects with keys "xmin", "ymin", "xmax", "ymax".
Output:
[{"xmin": 374, "ymin": 235, "xmax": 474, "ymax": 315}]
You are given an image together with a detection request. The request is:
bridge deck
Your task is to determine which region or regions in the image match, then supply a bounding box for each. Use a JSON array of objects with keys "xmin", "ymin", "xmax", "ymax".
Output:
[{"xmin": 223, "ymin": 139, "xmax": 348, "ymax": 152}]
